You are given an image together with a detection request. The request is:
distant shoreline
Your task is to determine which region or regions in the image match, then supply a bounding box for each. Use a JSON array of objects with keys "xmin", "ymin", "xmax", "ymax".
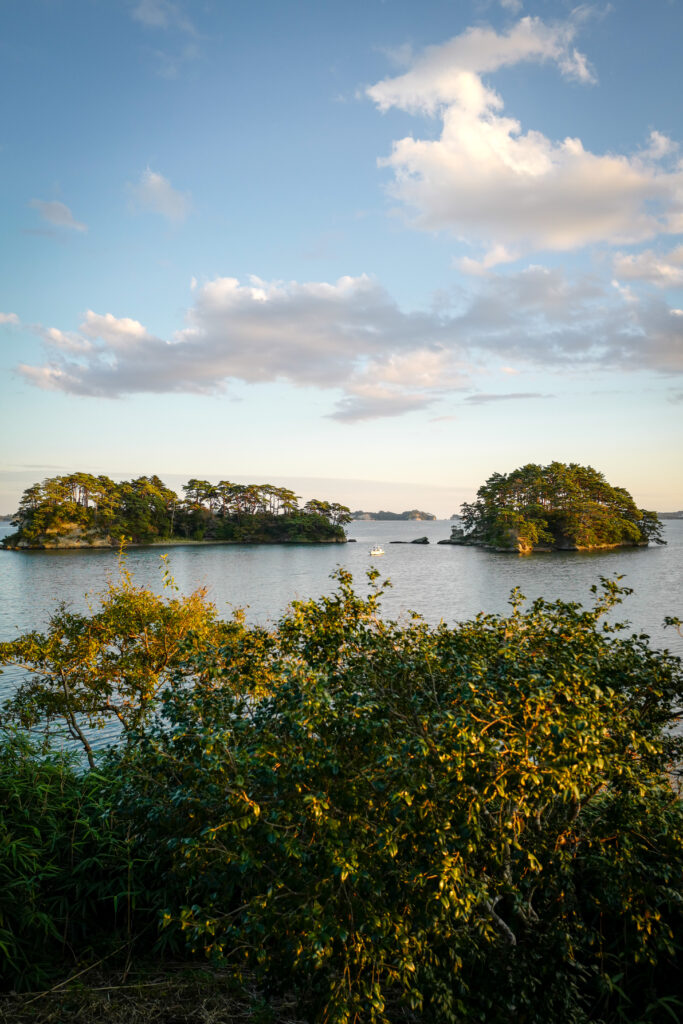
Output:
[{"xmin": 351, "ymin": 509, "xmax": 436, "ymax": 521}]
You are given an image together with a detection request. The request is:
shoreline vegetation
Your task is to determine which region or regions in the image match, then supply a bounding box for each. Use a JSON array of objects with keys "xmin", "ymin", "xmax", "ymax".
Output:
[
  {"xmin": 1, "ymin": 473, "xmax": 351, "ymax": 550},
  {"xmin": 445, "ymin": 462, "xmax": 665, "ymax": 554},
  {"xmin": 350, "ymin": 509, "xmax": 436, "ymax": 521},
  {"xmin": 0, "ymin": 565, "xmax": 682, "ymax": 1022},
  {"xmin": 0, "ymin": 463, "xmax": 668, "ymax": 555}
]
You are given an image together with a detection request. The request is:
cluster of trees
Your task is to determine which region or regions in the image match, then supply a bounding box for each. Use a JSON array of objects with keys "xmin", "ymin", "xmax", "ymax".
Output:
[
  {"xmin": 461, "ymin": 462, "xmax": 664, "ymax": 551},
  {"xmin": 6, "ymin": 473, "xmax": 351, "ymax": 546},
  {"xmin": 1, "ymin": 564, "xmax": 682, "ymax": 1021},
  {"xmin": 351, "ymin": 509, "xmax": 436, "ymax": 521}
]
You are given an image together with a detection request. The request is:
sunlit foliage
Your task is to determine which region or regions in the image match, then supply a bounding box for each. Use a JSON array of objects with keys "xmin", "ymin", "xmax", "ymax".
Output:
[
  {"xmin": 1, "ymin": 568, "xmax": 682, "ymax": 1022},
  {"xmin": 4, "ymin": 472, "xmax": 351, "ymax": 546},
  {"xmin": 461, "ymin": 462, "xmax": 664, "ymax": 551}
]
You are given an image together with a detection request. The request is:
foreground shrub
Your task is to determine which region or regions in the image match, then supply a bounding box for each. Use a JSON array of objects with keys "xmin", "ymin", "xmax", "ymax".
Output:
[
  {"xmin": 115, "ymin": 573, "xmax": 683, "ymax": 1023},
  {"xmin": 1, "ymin": 570, "xmax": 681, "ymax": 1020}
]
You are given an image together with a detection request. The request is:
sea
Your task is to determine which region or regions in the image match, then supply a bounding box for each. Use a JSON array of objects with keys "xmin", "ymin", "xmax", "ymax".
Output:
[{"xmin": 1, "ymin": 517, "xmax": 681, "ymax": 746}]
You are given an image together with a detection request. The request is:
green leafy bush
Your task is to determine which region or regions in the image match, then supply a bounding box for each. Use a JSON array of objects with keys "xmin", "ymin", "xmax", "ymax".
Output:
[
  {"xmin": 1, "ymin": 570, "xmax": 681, "ymax": 1022},
  {"xmin": 0, "ymin": 733, "xmax": 130, "ymax": 990},
  {"xmin": 115, "ymin": 573, "xmax": 683, "ymax": 1023}
]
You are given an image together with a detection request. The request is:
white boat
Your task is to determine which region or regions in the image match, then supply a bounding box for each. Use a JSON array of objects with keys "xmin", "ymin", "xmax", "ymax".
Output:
[{"xmin": 370, "ymin": 545, "xmax": 384, "ymax": 556}]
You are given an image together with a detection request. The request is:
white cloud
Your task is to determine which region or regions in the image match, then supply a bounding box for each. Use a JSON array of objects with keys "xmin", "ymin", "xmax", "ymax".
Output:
[
  {"xmin": 330, "ymin": 386, "xmax": 437, "ymax": 422},
  {"xmin": 458, "ymin": 244, "xmax": 518, "ymax": 274},
  {"xmin": 367, "ymin": 16, "xmax": 683, "ymax": 258},
  {"xmin": 40, "ymin": 326, "xmax": 93, "ymax": 354},
  {"xmin": 367, "ymin": 15, "xmax": 595, "ymax": 116},
  {"xmin": 331, "ymin": 348, "xmax": 470, "ymax": 421},
  {"xmin": 15, "ymin": 267, "xmax": 683, "ymax": 414},
  {"xmin": 80, "ymin": 311, "xmax": 152, "ymax": 348},
  {"xmin": 613, "ymin": 246, "xmax": 683, "ymax": 288},
  {"xmin": 18, "ymin": 276, "xmax": 460, "ymax": 406},
  {"xmin": 456, "ymin": 265, "xmax": 683, "ymax": 373},
  {"xmin": 640, "ymin": 130, "xmax": 678, "ymax": 161},
  {"xmin": 0, "ymin": 312, "xmax": 19, "ymax": 325},
  {"xmin": 29, "ymin": 199, "xmax": 87, "ymax": 232},
  {"xmin": 129, "ymin": 168, "xmax": 191, "ymax": 222}
]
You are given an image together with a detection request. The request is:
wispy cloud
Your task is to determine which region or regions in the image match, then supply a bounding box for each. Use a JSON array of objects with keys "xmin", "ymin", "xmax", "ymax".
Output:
[
  {"xmin": 128, "ymin": 168, "xmax": 191, "ymax": 222},
  {"xmin": 131, "ymin": 0, "xmax": 199, "ymax": 74},
  {"xmin": 0, "ymin": 312, "xmax": 20, "ymax": 325},
  {"xmin": 463, "ymin": 391, "xmax": 552, "ymax": 405},
  {"xmin": 131, "ymin": 0, "xmax": 196, "ymax": 35},
  {"xmin": 29, "ymin": 199, "xmax": 87, "ymax": 232},
  {"xmin": 149, "ymin": 41, "xmax": 200, "ymax": 78}
]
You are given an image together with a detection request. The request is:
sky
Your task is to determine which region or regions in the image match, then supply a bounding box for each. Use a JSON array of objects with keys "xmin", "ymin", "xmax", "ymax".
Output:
[{"xmin": 1, "ymin": 0, "xmax": 682, "ymax": 517}]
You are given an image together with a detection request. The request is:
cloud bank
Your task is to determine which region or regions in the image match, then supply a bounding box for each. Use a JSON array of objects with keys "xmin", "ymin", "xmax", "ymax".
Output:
[{"xmin": 16, "ymin": 269, "xmax": 683, "ymax": 419}]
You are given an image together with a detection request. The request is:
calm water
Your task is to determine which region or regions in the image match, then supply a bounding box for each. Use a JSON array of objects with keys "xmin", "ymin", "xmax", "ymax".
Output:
[
  {"xmin": 2, "ymin": 518, "xmax": 681, "ymax": 749},
  {"xmin": 1, "ymin": 518, "xmax": 681, "ymax": 658}
]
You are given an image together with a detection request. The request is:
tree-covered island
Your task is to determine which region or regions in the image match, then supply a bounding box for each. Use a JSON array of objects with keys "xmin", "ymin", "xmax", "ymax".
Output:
[
  {"xmin": 453, "ymin": 462, "xmax": 664, "ymax": 553},
  {"xmin": 351, "ymin": 509, "xmax": 436, "ymax": 520},
  {"xmin": 2, "ymin": 473, "xmax": 351, "ymax": 549}
]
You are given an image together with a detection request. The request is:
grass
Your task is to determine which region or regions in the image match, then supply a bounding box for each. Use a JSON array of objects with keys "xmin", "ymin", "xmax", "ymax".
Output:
[{"xmin": 0, "ymin": 967, "xmax": 308, "ymax": 1024}]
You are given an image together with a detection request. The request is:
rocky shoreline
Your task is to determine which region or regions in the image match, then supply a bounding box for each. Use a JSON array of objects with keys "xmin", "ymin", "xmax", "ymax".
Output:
[
  {"xmin": 438, "ymin": 523, "xmax": 651, "ymax": 554},
  {"xmin": 2, "ymin": 526, "xmax": 347, "ymax": 550}
]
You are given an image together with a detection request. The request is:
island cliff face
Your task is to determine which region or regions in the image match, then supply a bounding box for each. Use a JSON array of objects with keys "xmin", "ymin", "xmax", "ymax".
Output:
[
  {"xmin": 441, "ymin": 462, "xmax": 663, "ymax": 553},
  {"xmin": 3, "ymin": 474, "xmax": 350, "ymax": 549}
]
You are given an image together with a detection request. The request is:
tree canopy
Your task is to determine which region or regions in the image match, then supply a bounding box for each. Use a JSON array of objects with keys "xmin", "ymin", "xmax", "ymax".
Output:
[
  {"xmin": 460, "ymin": 462, "xmax": 664, "ymax": 552},
  {"xmin": 4, "ymin": 473, "xmax": 352, "ymax": 547}
]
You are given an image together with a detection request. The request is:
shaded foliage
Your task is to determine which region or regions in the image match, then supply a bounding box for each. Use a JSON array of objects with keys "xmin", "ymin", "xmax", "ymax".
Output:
[
  {"xmin": 0, "ymin": 733, "xmax": 130, "ymax": 991},
  {"xmin": 0, "ymin": 568, "xmax": 682, "ymax": 1022}
]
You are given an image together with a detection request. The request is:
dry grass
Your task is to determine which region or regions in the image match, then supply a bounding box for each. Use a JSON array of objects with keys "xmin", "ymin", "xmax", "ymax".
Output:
[{"xmin": 0, "ymin": 968, "xmax": 307, "ymax": 1024}]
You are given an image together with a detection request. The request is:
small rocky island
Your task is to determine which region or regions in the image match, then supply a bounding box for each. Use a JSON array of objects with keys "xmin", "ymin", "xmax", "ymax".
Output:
[
  {"xmin": 2, "ymin": 474, "xmax": 351, "ymax": 549},
  {"xmin": 351, "ymin": 509, "xmax": 435, "ymax": 521},
  {"xmin": 439, "ymin": 462, "xmax": 664, "ymax": 553}
]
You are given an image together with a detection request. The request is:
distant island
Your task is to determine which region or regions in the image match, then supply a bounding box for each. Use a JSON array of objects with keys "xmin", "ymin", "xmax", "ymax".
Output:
[
  {"xmin": 2, "ymin": 474, "xmax": 351, "ymax": 549},
  {"xmin": 659, "ymin": 511, "xmax": 683, "ymax": 519},
  {"xmin": 351, "ymin": 509, "xmax": 436, "ymax": 521},
  {"xmin": 443, "ymin": 462, "xmax": 664, "ymax": 553}
]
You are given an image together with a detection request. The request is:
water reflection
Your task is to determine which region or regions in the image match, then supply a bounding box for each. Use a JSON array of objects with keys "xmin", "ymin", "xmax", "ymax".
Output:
[{"xmin": 1, "ymin": 518, "xmax": 681, "ymax": 655}]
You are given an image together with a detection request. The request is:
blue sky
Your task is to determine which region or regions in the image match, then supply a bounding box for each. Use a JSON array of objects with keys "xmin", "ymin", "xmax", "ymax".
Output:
[{"xmin": 1, "ymin": 0, "xmax": 682, "ymax": 516}]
